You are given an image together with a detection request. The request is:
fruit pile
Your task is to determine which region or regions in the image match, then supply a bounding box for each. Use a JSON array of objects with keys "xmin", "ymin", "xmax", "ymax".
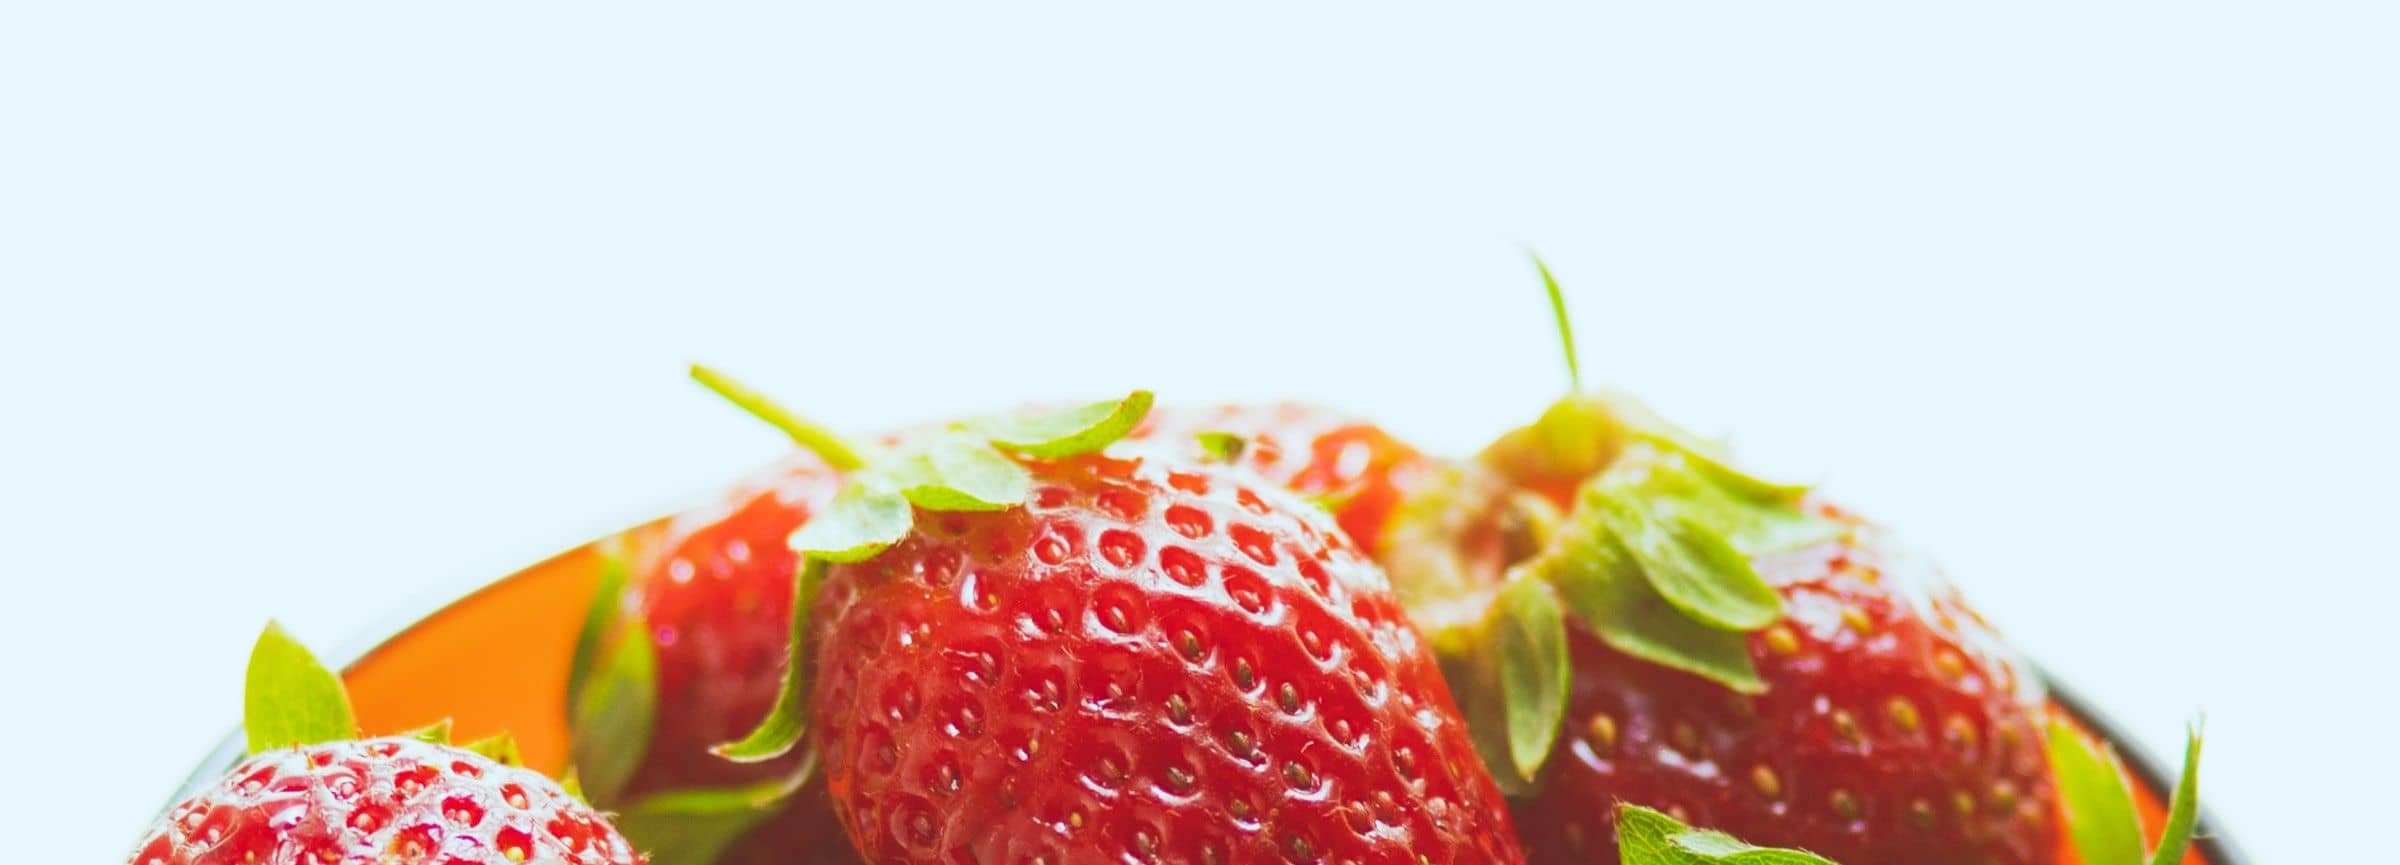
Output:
[{"xmin": 134, "ymin": 266, "xmax": 2206, "ymax": 865}]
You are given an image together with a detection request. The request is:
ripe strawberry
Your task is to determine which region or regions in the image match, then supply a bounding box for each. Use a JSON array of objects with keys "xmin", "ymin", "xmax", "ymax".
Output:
[
  {"xmin": 626, "ymin": 453, "xmax": 845, "ymax": 796},
  {"xmin": 1374, "ymin": 260, "xmax": 2058, "ymax": 865},
  {"xmin": 695, "ymin": 377, "xmax": 1524, "ymax": 865},
  {"xmin": 134, "ymin": 624, "xmax": 641, "ymax": 865},
  {"xmin": 1135, "ymin": 403, "xmax": 1433, "ymax": 551},
  {"xmin": 136, "ymin": 738, "xmax": 640, "ymax": 865},
  {"xmin": 1513, "ymin": 514, "xmax": 2055, "ymax": 865}
]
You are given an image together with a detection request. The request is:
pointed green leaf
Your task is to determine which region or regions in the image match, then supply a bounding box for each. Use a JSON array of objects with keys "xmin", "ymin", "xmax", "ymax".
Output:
[
  {"xmin": 2149, "ymin": 721, "xmax": 2205, "ymax": 865},
  {"xmin": 244, "ymin": 621, "xmax": 358, "ymax": 753},
  {"xmin": 1542, "ymin": 522, "xmax": 1765, "ymax": 694},
  {"xmin": 1493, "ymin": 574, "xmax": 1569, "ymax": 782},
  {"xmin": 463, "ymin": 732, "xmax": 525, "ymax": 767},
  {"xmin": 983, "ymin": 390, "xmax": 1155, "ymax": 458},
  {"xmin": 614, "ymin": 756, "xmax": 814, "ymax": 865},
  {"xmin": 1195, "ymin": 431, "xmax": 1248, "ymax": 463},
  {"xmin": 1591, "ymin": 491, "xmax": 1780, "ymax": 632},
  {"xmin": 715, "ymin": 558, "xmax": 826, "ymax": 763},
  {"xmin": 401, "ymin": 718, "xmax": 454, "ymax": 745},
  {"xmin": 2047, "ymin": 717, "xmax": 2146, "ymax": 865},
  {"xmin": 1616, "ymin": 803, "xmax": 1841, "ymax": 865},
  {"xmin": 792, "ymin": 485, "xmax": 914, "ymax": 563},
  {"xmin": 1531, "ymin": 253, "xmax": 1581, "ymax": 392},
  {"xmin": 570, "ymin": 612, "xmax": 656, "ymax": 806},
  {"xmin": 568, "ymin": 545, "xmax": 633, "ymax": 715},
  {"xmin": 896, "ymin": 436, "xmax": 1033, "ymax": 512}
]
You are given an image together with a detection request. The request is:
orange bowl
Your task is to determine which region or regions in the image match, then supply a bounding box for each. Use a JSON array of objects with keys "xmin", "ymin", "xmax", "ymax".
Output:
[{"xmin": 163, "ymin": 522, "xmax": 2245, "ymax": 865}]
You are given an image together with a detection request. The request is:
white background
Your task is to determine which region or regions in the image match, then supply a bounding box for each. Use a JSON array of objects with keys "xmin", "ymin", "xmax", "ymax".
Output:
[{"xmin": 3, "ymin": 3, "xmax": 2392, "ymax": 863}]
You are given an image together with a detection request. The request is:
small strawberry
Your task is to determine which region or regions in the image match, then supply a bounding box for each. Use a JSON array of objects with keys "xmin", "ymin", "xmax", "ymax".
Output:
[
  {"xmin": 696, "ymin": 372, "xmax": 1525, "ymax": 865},
  {"xmin": 1136, "ymin": 403, "xmax": 1434, "ymax": 551},
  {"xmin": 133, "ymin": 624, "xmax": 641, "ymax": 865},
  {"xmin": 1377, "ymin": 260, "xmax": 2060, "ymax": 865}
]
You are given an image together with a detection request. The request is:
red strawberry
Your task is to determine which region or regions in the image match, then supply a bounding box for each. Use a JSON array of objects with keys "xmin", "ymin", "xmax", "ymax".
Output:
[
  {"xmin": 1513, "ymin": 512, "xmax": 2055, "ymax": 865},
  {"xmin": 1374, "ymin": 260, "xmax": 2058, "ymax": 865},
  {"xmin": 695, "ymin": 377, "xmax": 1524, "ymax": 865},
  {"xmin": 135, "ymin": 625, "xmax": 641, "ymax": 865},
  {"xmin": 136, "ymin": 738, "xmax": 640, "ymax": 865},
  {"xmin": 629, "ymin": 454, "xmax": 845, "ymax": 796},
  {"xmin": 1136, "ymin": 403, "xmax": 1433, "ymax": 551}
]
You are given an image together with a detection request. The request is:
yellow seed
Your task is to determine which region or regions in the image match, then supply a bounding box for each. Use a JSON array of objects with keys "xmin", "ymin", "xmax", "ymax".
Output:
[
  {"xmin": 1990, "ymin": 780, "xmax": 2020, "ymax": 810},
  {"xmin": 1586, "ymin": 714, "xmax": 1619, "ymax": 750},
  {"xmin": 1671, "ymin": 722, "xmax": 1701, "ymax": 755},
  {"xmin": 1762, "ymin": 626, "xmax": 1801, "ymax": 656},
  {"xmin": 1830, "ymin": 790, "xmax": 1862, "ymax": 820},
  {"xmin": 1945, "ymin": 715, "xmax": 1980, "ymax": 751},
  {"xmin": 1069, "ymin": 811, "xmax": 1085, "ymax": 829},
  {"xmin": 1830, "ymin": 709, "xmax": 1863, "ymax": 743},
  {"xmin": 1886, "ymin": 698, "xmax": 1921, "ymax": 733},
  {"xmin": 1934, "ymin": 650, "xmax": 1968, "ymax": 680},
  {"xmin": 1953, "ymin": 790, "xmax": 1978, "ymax": 816},
  {"xmin": 1842, "ymin": 607, "xmax": 1875, "ymax": 634},
  {"xmin": 1750, "ymin": 765, "xmax": 1783, "ymax": 799}
]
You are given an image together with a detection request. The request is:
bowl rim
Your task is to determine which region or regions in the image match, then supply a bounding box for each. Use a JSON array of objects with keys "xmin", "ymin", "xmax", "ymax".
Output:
[{"xmin": 155, "ymin": 528, "xmax": 2250, "ymax": 865}]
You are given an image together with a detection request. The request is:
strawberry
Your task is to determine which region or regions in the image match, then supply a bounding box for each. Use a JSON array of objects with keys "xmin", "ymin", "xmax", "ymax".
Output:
[
  {"xmin": 135, "ymin": 625, "xmax": 641, "ymax": 865},
  {"xmin": 695, "ymin": 373, "xmax": 1524, "ymax": 865},
  {"xmin": 629, "ymin": 454, "xmax": 845, "ymax": 796},
  {"xmin": 1375, "ymin": 260, "xmax": 2059, "ymax": 865},
  {"xmin": 1135, "ymin": 403, "xmax": 1433, "ymax": 552},
  {"xmin": 1511, "ymin": 515, "xmax": 2056, "ymax": 865}
]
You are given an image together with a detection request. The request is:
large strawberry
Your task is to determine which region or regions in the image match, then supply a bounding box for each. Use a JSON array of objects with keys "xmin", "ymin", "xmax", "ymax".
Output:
[
  {"xmin": 695, "ymin": 374, "xmax": 1524, "ymax": 865},
  {"xmin": 133, "ymin": 625, "xmax": 641, "ymax": 865},
  {"xmin": 1377, "ymin": 260, "xmax": 2061, "ymax": 865}
]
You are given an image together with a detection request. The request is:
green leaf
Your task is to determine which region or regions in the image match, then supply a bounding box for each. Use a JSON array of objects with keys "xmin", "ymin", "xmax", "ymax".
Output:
[
  {"xmin": 893, "ymin": 436, "xmax": 1033, "ymax": 512},
  {"xmin": 401, "ymin": 718, "xmax": 454, "ymax": 745},
  {"xmin": 1542, "ymin": 522, "xmax": 1765, "ymax": 694},
  {"xmin": 614, "ymin": 757, "xmax": 814, "ymax": 865},
  {"xmin": 568, "ymin": 545, "xmax": 633, "ymax": 715},
  {"xmin": 1590, "ymin": 490, "xmax": 1780, "ymax": 631},
  {"xmin": 983, "ymin": 390, "xmax": 1155, "ymax": 458},
  {"xmin": 715, "ymin": 558, "xmax": 826, "ymax": 763},
  {"xmin": 570, "ymin": 611, "xmax": 657, "ymax": 807},
  {"xmin": 244, "ymin": 621, "xmax": 358, "ymax": 753},
  {"xmin": 1616, "ymin": 803, "xmax": 1841, "ymax": 865},
  {"xmin": 463, "ymin": 731, "xmax": 525, "ymax": 767},
  {"xmin": 2149, "ymin": 721, "xmax": 2204, "ymax": 865},
  {"xmin": 1531, "ymin": 253, "xmax": 1580, "ymax": 392},
  {"xmin": 2047, "ymin": 717, "xmax": 2146, "ymax": 865},
  {"xmin": 1195, "ymin": 431, "xmax": 1247, "ymax": 462},
  {"xmin": 1493, "ymin": 573, "xmax": 1570, "ymax": 782},
  {"xmin": 791, "ymin": 485, "xmax": 914, "ymax": 563}
]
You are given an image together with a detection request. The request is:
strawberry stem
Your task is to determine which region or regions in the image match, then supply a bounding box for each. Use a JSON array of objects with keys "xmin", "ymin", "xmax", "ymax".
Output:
[
  {"xmin": 1532, "ymin": 253, "xmax": 1582, "ymax": 392},
  {"xmin": 689, "ymin": 364, "xmax": 869, "ymax": 472}
]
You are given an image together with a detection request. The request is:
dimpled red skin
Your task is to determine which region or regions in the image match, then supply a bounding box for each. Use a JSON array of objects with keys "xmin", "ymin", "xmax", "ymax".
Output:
[
  {"xmin": 1518, "ymin": 511, "xmax": 2059, "ymax": 865},
  {"xmin": 629, "ymin": 454, "xmax": 844, "ymax": 796},
  {"xmin": 1136, "ymin": 404, "xmax": 1431, "ymax": 553},
  {"xmin": 131, "ymin": 739, "xmax": 640, "ymax": 865},
  {"xmin": 631, "ymin": 406, "xmax": 1425, "ymax": 792},
  {"xmin": 809, "ymin": 451, "xmax": 1522, "ymax": 865}
]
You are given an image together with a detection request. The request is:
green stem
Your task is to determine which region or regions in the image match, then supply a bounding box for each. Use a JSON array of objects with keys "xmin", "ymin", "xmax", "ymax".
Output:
[
  {"xmin": 688, "ymin": 364, "xmax": 869, "ymax": 472},
  {"xmin": 1531, "ymin": 253, "xmax": 1582, "ymax": 392}
]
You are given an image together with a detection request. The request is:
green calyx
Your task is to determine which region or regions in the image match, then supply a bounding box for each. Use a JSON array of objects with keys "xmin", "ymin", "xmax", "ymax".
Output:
[
  {"xmin": 2047, "ymin": 717, "xmax": 2206, "ymax": 865},
  {"xmin": 1380, "ymin": 259, "xmax": 1838, "ymax": 792},
  {"xmin": 1615, "ymin": 803, "xmax": 1842, "ymax": 865},
  {"xmin": 686, "ymin": 365, "xmax": 1153, "ymax": 765}
]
